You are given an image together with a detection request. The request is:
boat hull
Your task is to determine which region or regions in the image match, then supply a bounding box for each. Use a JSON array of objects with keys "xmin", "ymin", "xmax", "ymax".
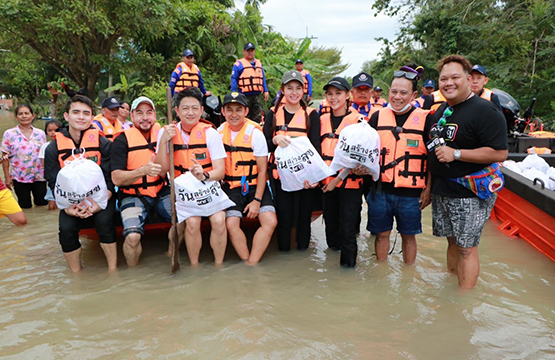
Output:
[{"xmin": 491, "ymin": 155, "xmax": 555, "ymax": 262}]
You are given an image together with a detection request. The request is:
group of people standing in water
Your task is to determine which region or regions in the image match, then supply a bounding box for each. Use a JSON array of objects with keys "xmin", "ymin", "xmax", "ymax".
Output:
[{"xmin": 0, "ymin": 47, "xmax": 508, "ymax": 289}]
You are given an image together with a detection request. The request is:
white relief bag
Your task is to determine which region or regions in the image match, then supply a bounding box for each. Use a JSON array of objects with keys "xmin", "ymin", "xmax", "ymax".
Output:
[
  {"xmin": 174, "ymin": 172, "xmax": 235, "ymax": 223},
  {"xmin": 329, "ymin": 120, "xmax": 381, "ymax": 180},
  {"xmin": 55, "ymin": 154, "xmax": 109, "ymax": 210},
  {"xmin": 274, "ymin": 136, "xmax": 333, "ymax": 192}
]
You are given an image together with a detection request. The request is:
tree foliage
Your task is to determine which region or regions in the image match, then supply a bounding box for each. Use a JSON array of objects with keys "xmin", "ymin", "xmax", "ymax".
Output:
[
  {"xmin": 0, "ymin": 0, "xmax": 348, "ymax": 113},
  {"xmin": 370, "ymin": 0, "xmax": 555, "ymax": 128},
  {"xmin": 0, "ymin": 0, "xmax": 177, "ymax": 98}
]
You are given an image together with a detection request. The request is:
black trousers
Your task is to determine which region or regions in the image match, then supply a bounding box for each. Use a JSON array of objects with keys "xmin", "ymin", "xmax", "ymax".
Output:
[
  {"xmin": 58, "ymin": 197, "xmax": 116, "ymax": 253},
  {"xmin": 273, "ymin": 179, "xmax": 317, "ymax": 251},
  {"xmin": 323, "ymin": 186, "xmax": 363, "ymax": 267},
  {"xmin": 246, "ymin": 94, "xmax": 263, "ymax": 123},
  {"xmin": 13, "ymin": 180, "xmax": 48, "ymax": 208}
]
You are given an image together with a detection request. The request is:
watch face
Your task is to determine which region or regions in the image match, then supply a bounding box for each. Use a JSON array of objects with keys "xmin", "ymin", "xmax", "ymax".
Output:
[{"xmin": 454, "ymin": 150, "xmax": 461, "ymax": 160}]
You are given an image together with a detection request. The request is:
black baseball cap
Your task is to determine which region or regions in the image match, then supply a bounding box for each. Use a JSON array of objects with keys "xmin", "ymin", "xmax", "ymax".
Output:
[
  {"xmin": 182, "ymin": 49, "xmax": 194, "ymax": 57},
  {"xmin": 102, "ymin": 97, "xmax": 121, "ymax": 109},
  {"xmin": 295, "ymin": 59, "xmax": 303, "ymax": 64},
  {"xmin": 352, "ymin": 72, "xmax": 374, "ymax": 88},
  {"xmin": 222, "ymin": 92, "xmax": 248, "ymax": 107},
  {"xmin": 471, "ymin": 64, "xmax": 487, "ymax": 76},
  {"xmin": 244, "ymin": 42, "xmax": 255, "ymax": 51},
  {"xmin": 374, "ymin": 86, "xmax": 383, "ymax": 92},
  {"xmin": 323, "ymin": 77, "xmax": 350, "ymax": 91}
]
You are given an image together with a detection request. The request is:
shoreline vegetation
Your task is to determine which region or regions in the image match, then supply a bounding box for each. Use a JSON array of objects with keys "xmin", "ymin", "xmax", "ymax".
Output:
[{"xmin": 0, "ymin": 0, "xmax": 553, "ymax": 129}]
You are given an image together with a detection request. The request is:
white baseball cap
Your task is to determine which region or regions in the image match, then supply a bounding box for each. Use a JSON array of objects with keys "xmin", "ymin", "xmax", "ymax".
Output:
[{"xmin": 131, "ymin": 96, "xmax": 155, "ymax": 111}]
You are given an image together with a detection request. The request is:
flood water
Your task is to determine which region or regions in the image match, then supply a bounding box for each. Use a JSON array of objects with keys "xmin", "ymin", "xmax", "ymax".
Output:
[{"xmin": 1, "ymin": 112, "xmax": 555, "ymax": 359}]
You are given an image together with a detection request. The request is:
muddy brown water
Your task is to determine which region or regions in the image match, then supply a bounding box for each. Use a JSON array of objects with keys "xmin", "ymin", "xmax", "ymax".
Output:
[{"xmin": 1, "ymin": 112, "xmax": 555, "ymax": 359}]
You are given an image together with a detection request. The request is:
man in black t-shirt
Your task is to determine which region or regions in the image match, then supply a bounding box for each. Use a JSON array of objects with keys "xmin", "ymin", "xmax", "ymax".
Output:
[
  {"xmin": 111, "ymin": 96, "xmax": 171, "ymax": 267},
  {"xmin": 426, "ymin": 55, "xmax": 508, "ymax": 289}
]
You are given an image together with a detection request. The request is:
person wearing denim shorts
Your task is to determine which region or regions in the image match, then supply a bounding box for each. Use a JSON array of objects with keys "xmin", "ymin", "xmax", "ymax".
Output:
[
  {"xmin": 367, "ymin": 63, "xmax": 433, "ymax": 265},
  {"xmin": 112, "ymin": 96, "xmax": 171, "ymax": 267},
  {"xmin": 426, "ymin": 55, "xmax": 508, "ymax": 289}
]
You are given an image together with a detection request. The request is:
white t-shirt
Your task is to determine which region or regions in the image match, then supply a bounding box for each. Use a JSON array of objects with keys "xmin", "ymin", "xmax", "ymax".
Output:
[
  {"xmin": 38, "ymin": 141, "xmax": 50, "ymax": 160},
  {"xmin": 222, "ymin": 127, "xmax": 268, "ymax": 157},
  {"xmin": 157, "ymin": 124, "xmax": 226, "ymax": 160}
]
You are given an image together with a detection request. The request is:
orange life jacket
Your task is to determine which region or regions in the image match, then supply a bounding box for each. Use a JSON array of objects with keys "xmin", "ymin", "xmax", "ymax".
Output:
[
  {"xmin": 527, "ymin": 146, "xmax": 552, "ymax": 154},
  {"xmin": 376, "ymin": 107, "xmax": 429, "ymax": 188},
  {"xmin": 174, "ymin": 62, "xmax": 201, "ymax": 93},
  {"xmin": 480, "ymin": 88, "xmax": 493, "ymax": 101},
  {"xmin": 218, "ymin": 119, "xmax": 262, "ymax": 189},
  {"xmin": 301, "ymin": 69, "xmax": 310, "ymax": 94},
  {"xmin": 430, "ymin": 90, "xmax": 446, "ymax": 112},
  {"xmin": 93, "ymin": 115, "xmax": 122, "ymax": 141},
  {"xmin": 415, "ymin": 97, "xmax": 425, "ymax": 107},
  {"xmin": 320, "ymin": 111, "xmax": 365, "ymax": 189},
  {"xmin": 372, "ymin": 97, "xmax": 387, "ymax": 108},
  {"xmin": 119, "ymin": 124, "xmax": 167, "ymax": 198},
  {"xmin": 270, "ymin": 105, "xmax": 315, "ymax": 179},
  {"xmin": 56, "ymin": 128, "xmax": 101, "ymax": 168},
  {"xmin": 349, "ymin": 103, "xmax": 371, "ymax": 117},
  {"xmin": 237, "ymin": 58, "xmax": 264, "ymax": 93},
  {"xmin": 173, "ymin": 120, "xmax": 215, "ymax": 179},
  {"xmin": 319, "ymin": 99, "xmax": 331, "ymax": 115}
]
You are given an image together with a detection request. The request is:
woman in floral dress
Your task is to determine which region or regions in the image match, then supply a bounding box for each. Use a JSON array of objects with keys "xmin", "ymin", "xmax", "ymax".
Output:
[{"xmin": 2, "ymin": 105, "xmax": 48, "ymax": 208}]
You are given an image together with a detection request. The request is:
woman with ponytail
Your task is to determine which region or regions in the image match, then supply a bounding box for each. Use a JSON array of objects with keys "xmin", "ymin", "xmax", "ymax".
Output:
[{"xmin": 263, "ymin": 70, "xmax": 321, "ymax": 252}]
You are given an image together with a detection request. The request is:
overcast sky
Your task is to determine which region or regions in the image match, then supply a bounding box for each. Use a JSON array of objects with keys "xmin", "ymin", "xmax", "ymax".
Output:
[{"xmin": 255, "ymin": 0, "xmax": 400, "ymax": 78}]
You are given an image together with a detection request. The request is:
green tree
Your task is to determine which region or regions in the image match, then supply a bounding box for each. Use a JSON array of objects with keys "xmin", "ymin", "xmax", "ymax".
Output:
[
  {"xmin": 0, "ymin": 0, "xmax": 177, "ymax": 98},
  {"xmin": 104, "ymin": 74, "xmax": 145, "ymax": 102},
  {"xmin": 370, "ymin": 0, "xmax": 555, "ymax": 128}
]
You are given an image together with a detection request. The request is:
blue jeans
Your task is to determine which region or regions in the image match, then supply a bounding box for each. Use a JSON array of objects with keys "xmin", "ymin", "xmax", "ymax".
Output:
[{"xmin": 366, "ymin": 192, "xmax": 422, "ymax": 235}]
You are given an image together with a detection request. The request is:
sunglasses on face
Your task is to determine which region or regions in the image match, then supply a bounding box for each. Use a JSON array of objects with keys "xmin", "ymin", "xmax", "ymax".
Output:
[{"xmin": 393, "ymin": 70, "xmax": 419, "ymax": 80}]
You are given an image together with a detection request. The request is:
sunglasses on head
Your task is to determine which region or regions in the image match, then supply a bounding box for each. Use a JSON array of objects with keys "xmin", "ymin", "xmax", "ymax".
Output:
[{"xmin": 393, "ymin": 70, "xmax": 419, "ymax": 81}]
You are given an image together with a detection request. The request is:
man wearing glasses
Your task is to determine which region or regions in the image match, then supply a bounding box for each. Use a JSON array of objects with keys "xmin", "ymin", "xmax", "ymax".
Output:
[
  {"xmin": 367, "ymin": 64, "xmax": 433, "ymax": 266},
  {"xmin": 426, "ymin": 55, "xmax": 508, "ymax": 289},
  {"xmin": 169, "ymin": 49, "xmax": 211, "ymax": 97}
]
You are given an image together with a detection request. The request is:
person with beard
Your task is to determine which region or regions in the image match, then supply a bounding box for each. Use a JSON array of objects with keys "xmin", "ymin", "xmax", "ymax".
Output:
[{"xmin": 111, "ymin": 96, "xmax": 171, "ymax": 267}]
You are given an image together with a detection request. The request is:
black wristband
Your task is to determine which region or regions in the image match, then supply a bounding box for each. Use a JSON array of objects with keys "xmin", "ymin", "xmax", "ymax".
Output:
[
  {"xmin": 253, "ymin": 197, "xmax": 262, "ymax": 203},
  {"xmin": 203, "ymin": 171, "xmax": 210, "ymax": 181}
]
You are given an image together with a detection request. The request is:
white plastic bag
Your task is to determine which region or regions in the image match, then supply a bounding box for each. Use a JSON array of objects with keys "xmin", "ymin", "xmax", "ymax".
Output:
[
  {"xmin": 174, "ymin": 172, "xmax": 235, "ymax": 223},
  {"xmin": 521, "ymin": 168, "xmax": 549, "ymax": 187},
  {"xmin": 545, "ymin": 167, "xmax": 555, "ymax": 191},
  {"xmin": 329, "ymin": 120, "xmax": 381, "ymax": 180},
  {"xmin": 274, "ymin": 136, "xmax": 333, "ymax": 192},
  {"xmin": 55, "ymin": 157, "xmax": 109, "ymax": 210},
  {"xmin": 502, "ymin": 160, "xmax": 522, "ymax": 174},
  {"xmin": 519, "ymin": 154, "xmax": 549, "ymax": 173}
]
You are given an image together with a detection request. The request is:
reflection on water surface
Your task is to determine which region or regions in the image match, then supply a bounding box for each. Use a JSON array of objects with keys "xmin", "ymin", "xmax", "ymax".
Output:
[{"xmin": 1, "ymin": 206, "xmax": 554, "ymax": 359}]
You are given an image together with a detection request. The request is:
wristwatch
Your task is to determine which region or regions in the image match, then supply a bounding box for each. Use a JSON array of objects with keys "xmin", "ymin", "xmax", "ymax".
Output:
[
  {"xmin": 203, "ymin": 171, "xmax": 210, "ymax": 181},
  {"xmin": 453, "ymin": 149, "xmax": 461, "ymax": 161}
]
